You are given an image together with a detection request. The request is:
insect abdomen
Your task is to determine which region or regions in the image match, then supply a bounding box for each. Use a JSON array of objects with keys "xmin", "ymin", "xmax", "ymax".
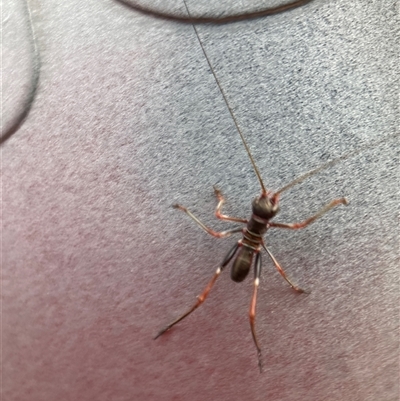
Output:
[{"xmin": 231, "ymin": 246, "xmax": 253, "ymax": 282}]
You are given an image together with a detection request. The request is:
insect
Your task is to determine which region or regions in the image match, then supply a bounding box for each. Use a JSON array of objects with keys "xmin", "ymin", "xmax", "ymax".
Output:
[
  {"xmin": 154, "ymin": 132, "xmax": 347, "ymax": 373},
  {"xmin": 149, "ymin": 2, "xmax": 348, "ymax": 373}
]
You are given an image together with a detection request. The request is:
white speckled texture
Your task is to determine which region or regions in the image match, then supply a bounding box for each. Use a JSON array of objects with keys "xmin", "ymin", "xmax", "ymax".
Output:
[{"xmin": 2, "ymin": 1, "xmax": 398, "ymax": 400}]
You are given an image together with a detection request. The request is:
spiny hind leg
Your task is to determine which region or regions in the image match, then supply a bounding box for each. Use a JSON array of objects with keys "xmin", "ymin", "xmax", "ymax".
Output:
[
  {"xmin": 249, "ymin": 252, "xmax": 263, "ymax": 373},
  {"xmin": 154, "ymin": 243, "xmax": 239, "ymax": 339},
  {"xmin": 213, "ymin": 186, "xmax": 248, "ymax": 224}
]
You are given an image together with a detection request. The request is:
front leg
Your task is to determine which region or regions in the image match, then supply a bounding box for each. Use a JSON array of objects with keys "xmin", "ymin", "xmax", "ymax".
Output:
[
  {"xmin": 173, "ymin": 204, "xmax": 243, "ymax": 238},
  {"xmin": 213, "ymin": 186, "xmax": 248, "ymax": 224},
  {"xmin": 270, "ymin": 198, "xmax": 348, "ymax": 230}
]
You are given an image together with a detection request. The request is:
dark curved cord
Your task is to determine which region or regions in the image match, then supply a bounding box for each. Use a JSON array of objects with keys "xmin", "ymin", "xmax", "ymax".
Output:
[
  {"xmin": 114, "ymin": 0, "xmax": 314, "ymax": 24},
  {"xmin": 1, "ymin": 0, "xmax": 41, "ymax": 145}
]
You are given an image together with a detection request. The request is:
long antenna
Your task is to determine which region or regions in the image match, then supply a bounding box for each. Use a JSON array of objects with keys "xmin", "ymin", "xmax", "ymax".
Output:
[
  {"xmin": 276, "ymin": 131, "xmax": 399, "ymax": 194},
  {"xmin": 182, "ymin": 1, "xmax": 268, "ymax": 196}
]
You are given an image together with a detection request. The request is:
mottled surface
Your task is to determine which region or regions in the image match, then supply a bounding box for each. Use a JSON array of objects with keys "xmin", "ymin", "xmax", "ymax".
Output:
[{"xmin": 2, "ymin": 0, "xmax": 399, "ymax": 400}]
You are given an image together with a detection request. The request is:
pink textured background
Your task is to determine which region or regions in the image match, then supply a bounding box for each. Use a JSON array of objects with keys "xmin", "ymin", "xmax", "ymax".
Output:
[{"xmin": 2, "ymin": 0, "xmax": 398, "ymax": 400}]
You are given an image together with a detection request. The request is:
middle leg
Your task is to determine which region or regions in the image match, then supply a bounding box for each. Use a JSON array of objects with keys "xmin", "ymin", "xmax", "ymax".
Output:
[{"xmin": 262, "ymin": 243, "xmax": 306, "ymax": 293}]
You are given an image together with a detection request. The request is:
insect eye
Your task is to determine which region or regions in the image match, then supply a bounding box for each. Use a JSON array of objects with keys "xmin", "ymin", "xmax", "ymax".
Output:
[{"xmin": 271, "ymin": 194, "xmax": 279, "ymax": 205}]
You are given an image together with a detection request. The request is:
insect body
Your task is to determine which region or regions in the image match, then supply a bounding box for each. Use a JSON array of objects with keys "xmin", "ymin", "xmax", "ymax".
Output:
[
  {"xmin": 155, "ymin": 162, "xmax": 347, "ymax": 372},
  {"xmin": 233, "ymin": 196, "xmax": 277, "ymax": 281}
]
